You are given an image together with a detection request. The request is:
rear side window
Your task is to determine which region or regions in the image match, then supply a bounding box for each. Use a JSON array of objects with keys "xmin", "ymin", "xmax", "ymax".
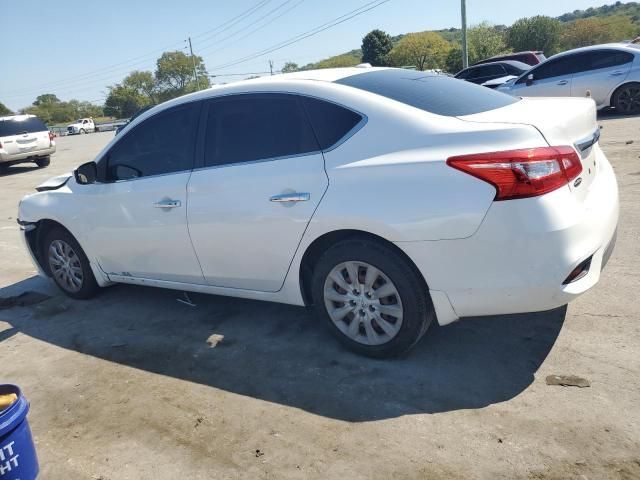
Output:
[
  {"xmin": 0, "ymin": 117, "xmax": 48, "ymax": 136},
  {"xmin": 584, "ymin": 50, "xmax": 634, "ymax": 71},
  {"xmin": 301, "ymin": 96, "xmax": 363, "ymax": 150},
  {"xmin": 204, "ymin": 94, "xmax": 319, "ymax": 167},
  {"xmin": 336, "ymin": 69, "xmax": 519, "ymax": 116},
  {"xmin": 107, "ymin": 103, "xmax": 199, "ymax": 180}
]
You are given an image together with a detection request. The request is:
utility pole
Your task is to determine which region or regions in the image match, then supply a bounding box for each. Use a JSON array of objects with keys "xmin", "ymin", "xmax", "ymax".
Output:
[
  {"xmin": 269, "ymin": 59, "xmax": 274, "ymax": 75},
  {"xmin": 461, "ymin": 0, "xmax": 469, "ymax": 69},
  {"xmin": 188, "ymin": 37, "xmax": 201, "ymax": 90}
]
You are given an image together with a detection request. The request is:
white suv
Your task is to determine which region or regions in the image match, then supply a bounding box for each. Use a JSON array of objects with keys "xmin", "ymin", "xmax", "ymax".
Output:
[{"xmin": 0, "ymin": 115, "xmax": 55, "ymax": 171}]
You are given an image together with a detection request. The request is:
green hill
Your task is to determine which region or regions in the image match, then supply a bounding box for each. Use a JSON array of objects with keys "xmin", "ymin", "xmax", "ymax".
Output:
[{"xmin": 300, "ymin": 1, "xmax": 640, "ymax": 69}]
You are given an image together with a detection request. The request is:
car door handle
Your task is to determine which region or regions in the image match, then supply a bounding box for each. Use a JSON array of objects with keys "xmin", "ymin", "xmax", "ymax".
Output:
[
  {"xmin": 610, "ymin": 71, "xmax": 625, "ymax": 76},
  {"xmin": 269, "ymin": 192, "xmax": 310, "ymax": 203},
  {"xmin": 153, "ymin": 199, "xmax": 181, "ymax": 208},
  {"xmin": 557, "ymin": 80, "xmax": 569, "ymax": 85}
]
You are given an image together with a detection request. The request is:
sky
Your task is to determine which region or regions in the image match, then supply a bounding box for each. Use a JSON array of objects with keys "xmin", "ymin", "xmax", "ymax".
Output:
[{"xmin": 1, "ymin": 0, "xmax": 612, "ymax": 111}]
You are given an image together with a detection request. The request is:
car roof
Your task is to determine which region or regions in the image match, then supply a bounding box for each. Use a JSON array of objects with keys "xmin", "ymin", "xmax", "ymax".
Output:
[
  {"xmin": 549, "ymin": 42, "xmax": 640, "ymax": 59},
  {"xmin": 0, "ymin": 114, "xmax": 37, "ymax": 122},
  {"xmin": 465, "ymin": 60, "xmax": 531, "ymax": 70}
]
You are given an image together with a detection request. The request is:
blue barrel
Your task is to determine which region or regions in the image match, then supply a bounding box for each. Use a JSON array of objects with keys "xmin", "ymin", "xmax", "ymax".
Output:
[{"xmin": 0, "ymin": 385, "xmax": 38, "ymax": 480}]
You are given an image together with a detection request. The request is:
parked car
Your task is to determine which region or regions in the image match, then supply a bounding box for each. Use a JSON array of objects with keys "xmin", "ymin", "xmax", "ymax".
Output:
[
  {"xmin": 115, "ymin": 105, "xmax": 155, "ymax": 135},
  {"xmin": 498, "ymin": 43, "xmax": 640, "ymax": 114},
  {"xmin": 481, "ymin": 75, "xmax": 519, "ymax": 89},
  {"xmin": 0, "ymin": 115, "xmax": 55, "ymax": 171},
  {"xmin": 474, "ymin": 51, "xmax": 546, "ymax": 67},
  {"xmin": 67, "ymin": 118, "xmax": 95, "ymax": 135},
  {"xmin": 455, "ymin": 60, "xmax": 531, "ymax": 86},
  {"xmin": 17, "ymin": 68, "xmax": 618, "ymax": 357}
]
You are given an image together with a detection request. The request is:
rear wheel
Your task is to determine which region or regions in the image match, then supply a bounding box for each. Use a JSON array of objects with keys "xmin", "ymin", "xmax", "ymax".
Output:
[
  {"xmin": 42, "ymin": 227, "xmax": 99, "ymax": 299},
  {"xmin": 613, "ymin": 83, "xmax": 640, "ymax": 114},
  {"xmin": 35, "ymin": 156, "xmax": 50, "ymax": 168},
  {"xmin": 311, "ymin": 238, "xmax": 434, "ymax": 358}
]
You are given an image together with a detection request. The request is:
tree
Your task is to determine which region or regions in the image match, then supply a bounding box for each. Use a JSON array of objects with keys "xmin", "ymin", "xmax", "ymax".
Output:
[
  {"xmin": 507, "ymin": 16, "xmax": 562, "ymax": 55},
  {"xmin": 155, "ymin": 51, "xmax": 209, "ymax": 99},
  {"xmin": 123, "ymin": 70, "xmax": 158, "ymax": 103},
  {"xmin": 387, "ymin": 31, "xmax": 451, "ymax": 70},
  {"xmin": 0, "ymin": 102, "xmax": 12, "ymax": 116},
  {"xmin": 467, "ymin": 22, "xmax": 509, "ymax": 64},
  {"xmin": 104, "ymin": 85, "xmax": 147, "ymax": 118},
  {"xmin": 33, "ymin": 94, "xmax": 60, "ymax": 107},
  {"xmin": 281, "ymin": 62, "xmax": 299, "ymax": 73},
  {"xmin": 361, "ymin": 29, "xmax": 393, "ymax": 66},
  {"xmin": 445, "ymin": 44, "xmax": 464, "ymax": 73},
  {"xmin": 561, "ymin": 16, "xmax": 638, "ymax": 50}
]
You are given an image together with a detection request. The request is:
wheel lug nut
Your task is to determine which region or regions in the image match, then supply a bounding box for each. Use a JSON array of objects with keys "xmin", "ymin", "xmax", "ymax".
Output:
[{"xmin": 369, "ymin": 305, "xmax": 376, "ymax": 312}]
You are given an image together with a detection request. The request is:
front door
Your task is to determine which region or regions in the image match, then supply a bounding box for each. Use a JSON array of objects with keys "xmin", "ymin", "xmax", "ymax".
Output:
[
  {"xmin": 187, "ymin": 93, "xmax": 329, "ymax": 292},
  {"xmin": 87, "ymin": 102, "xmax": 205, "ymax": 284},
  {"xmin": 509, "ymin": 55, "xmax": 574, "ymax": 98}
]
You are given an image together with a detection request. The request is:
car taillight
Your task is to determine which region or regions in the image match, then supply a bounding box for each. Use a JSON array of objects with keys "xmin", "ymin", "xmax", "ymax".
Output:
[{"xmin": 446, "ymin": 146, "xmax": 582, "ymax": 201}]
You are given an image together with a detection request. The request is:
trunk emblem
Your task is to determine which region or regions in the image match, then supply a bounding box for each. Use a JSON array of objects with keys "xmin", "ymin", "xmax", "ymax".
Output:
[{"xmin": 574, "ymin": 177, "xmax": 583, "ymax": 187}]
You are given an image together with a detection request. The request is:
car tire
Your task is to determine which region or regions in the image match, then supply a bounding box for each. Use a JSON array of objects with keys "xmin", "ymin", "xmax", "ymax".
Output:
[
  {"xmin": 35, "ymin": 156, "xmax": 50, "ymax": 168},
  {"xmin": 79, "ymin": 129, "xmax": 86, "ymax": 134},
  {"xmin": 612, "ymin": 82, "xmax": 640, "ymax": 115},
  {"xmin": 42, "ymin": 227, "xmax": 99, "ymax": 299},
  {"xmin": 311, "ymin": 237, "xmax": 434, "ymax": 358}
]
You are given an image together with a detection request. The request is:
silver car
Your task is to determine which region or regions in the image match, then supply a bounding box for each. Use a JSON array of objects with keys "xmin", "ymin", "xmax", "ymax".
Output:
[
  {"xmin": 497, "ymin": 43, "xmax": 640, "ymax": 114},
  {"xmin": 0, "ymin": 115, "xmax": 55, "ymax": 171}
]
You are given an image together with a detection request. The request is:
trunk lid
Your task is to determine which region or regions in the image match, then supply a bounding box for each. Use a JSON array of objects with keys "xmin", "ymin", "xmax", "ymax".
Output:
[{"xmin": 457, "ymin": 97, "xmax": 600, "ymax": 201}]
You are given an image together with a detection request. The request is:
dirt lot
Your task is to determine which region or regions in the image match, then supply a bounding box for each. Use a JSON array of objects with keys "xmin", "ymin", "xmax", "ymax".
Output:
[{"xmin": 1, "ymin": 124, "xmax": 639, "ymax": 480}]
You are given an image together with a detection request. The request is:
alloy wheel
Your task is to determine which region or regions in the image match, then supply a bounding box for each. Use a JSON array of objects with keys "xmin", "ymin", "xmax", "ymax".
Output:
[
  {"xmin": 48, "ymin": 239, "xmax": 84, "ymax": 293},
  {"xmin": 323, "ymin": 261, "xmax": 403, "ymax": 346},
  {"xmin": 616, "ymin": 86, "xmax": 640, "ymax": 114}
]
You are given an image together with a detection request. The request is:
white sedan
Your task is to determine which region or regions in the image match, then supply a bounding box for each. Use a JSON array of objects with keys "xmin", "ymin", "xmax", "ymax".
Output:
[{"xmin": 17, "ymin": 67, "xmax": 619, "ymax": 357}]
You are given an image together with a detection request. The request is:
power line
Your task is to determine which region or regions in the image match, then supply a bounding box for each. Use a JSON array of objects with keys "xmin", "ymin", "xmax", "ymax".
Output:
[
  {"xmin": 209, "ymin": 0, "xmax": 391, "ymax": 71},
  {"xmin": 2, "ymin": 0, "xmax": 270, "ymax": 98}
]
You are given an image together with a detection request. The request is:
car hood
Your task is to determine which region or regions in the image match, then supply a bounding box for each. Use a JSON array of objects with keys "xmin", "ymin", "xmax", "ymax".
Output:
[{"xmin": 35, "ymin": 172, "xmax": 72, "ymax": 192}]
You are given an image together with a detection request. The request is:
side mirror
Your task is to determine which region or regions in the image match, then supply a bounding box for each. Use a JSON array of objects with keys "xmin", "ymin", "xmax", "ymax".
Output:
[
  {"xmin": 112, "ymin": 164, "xmax": 142, "ymax": 181},
  {"xmin": 74, "ymin": 161, "xmax": 97, "ymax": 185},
  {"xmin": 526, "ymin": 73, "xmax": 534, "ymax": 86}
]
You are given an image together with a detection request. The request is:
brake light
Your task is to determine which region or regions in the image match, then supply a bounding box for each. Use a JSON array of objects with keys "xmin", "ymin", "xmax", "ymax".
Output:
[{"xmin": 446, "ymin": 146, "xmax": 582, "ymax": 201}]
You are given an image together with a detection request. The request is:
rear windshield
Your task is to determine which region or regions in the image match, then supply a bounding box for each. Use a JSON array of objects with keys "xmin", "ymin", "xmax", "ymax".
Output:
[
  {"xmin": 335, "ymin": 69, "xmax": 519, "ymax": 116},
  {"xmin": 0, "ymin": 117, "xmax": 48, "ymax": 136}
]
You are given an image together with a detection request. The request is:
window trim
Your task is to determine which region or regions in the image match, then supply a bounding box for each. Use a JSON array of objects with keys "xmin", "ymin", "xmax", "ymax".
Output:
[
  {"xmin": 97, "ymin": 100, "xmax": 202, "ymax": 183},
  {"xmin": 193, "ymin": 91, "xmax": 367, "ymax": 171}
]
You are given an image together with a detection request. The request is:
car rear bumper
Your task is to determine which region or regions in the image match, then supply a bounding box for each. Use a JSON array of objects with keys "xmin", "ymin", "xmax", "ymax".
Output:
[
  {"xmin": 397, "ymin": 145, "xmax": 619, "ymax": 323},
  {"xmin": 0, "ymin": 145, "xmax": 56, "ymax": 163}
]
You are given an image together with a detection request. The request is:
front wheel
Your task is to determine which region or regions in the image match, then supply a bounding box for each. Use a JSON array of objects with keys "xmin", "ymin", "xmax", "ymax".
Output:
[
  {"xmin": 35, "ymin": 156, "xmax": 50, "ymax": 168},
  {"xmin": 311, "ymin": 238, "xmax": 434, "ymax": 358},
  {"xmin": 42, "ymin": 227, "xmax": 99, "ymax": 299},
  {"xmin": 613, "ymin": 83, "xmax": 640, "ymax": 115},
  {"xmin": 79, "ymin": 129, "xmax": 86, "ymax": 134}
]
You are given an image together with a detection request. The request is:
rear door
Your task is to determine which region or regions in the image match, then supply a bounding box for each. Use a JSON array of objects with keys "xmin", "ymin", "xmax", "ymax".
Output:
[
  {"xmin": 571, "ymin": 49, "xmax": 634, "ymax": 105},
  {"xmin": 0, "ymin": 117, "xmax": 49, "ymax": 156},
  {"xmin": 187, "ymin": 93, "xmax": 332, "ymax": 292}
]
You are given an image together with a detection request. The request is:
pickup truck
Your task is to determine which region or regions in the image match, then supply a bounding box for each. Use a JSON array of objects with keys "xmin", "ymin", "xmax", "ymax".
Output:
[{"xmin": 67, "ymin": 118, "xmax": 95, "ymax": 135}]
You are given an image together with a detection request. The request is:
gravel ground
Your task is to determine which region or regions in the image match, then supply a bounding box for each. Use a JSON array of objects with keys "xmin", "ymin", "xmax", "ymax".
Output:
[{"xmin": 0, "ymin": 122, "xmax": 639, "ymax": 480}]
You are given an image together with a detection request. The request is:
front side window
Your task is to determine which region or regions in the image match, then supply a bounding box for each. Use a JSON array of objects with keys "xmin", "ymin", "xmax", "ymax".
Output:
[
  {"xmin": 204, "ymin": 94, "xmax": 319, "ymax": 167},
  {"xmin": 106, "ymin": 103, "xmax": 199, "ymax": 180},
  {"xmin": 518, "ymin": 56, "xmax": 574, "ymax": 83}
]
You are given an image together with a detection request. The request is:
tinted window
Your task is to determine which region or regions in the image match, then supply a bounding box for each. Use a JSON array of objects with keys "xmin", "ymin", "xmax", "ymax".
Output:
[
  {"xmin": 518, "ymin": 56, "xmax": 575, "ymax": 83},
  {"xmin": 336, "ymin": 69, "xmax": 519, "ymax": 116},
  {"xmin": 0, "ymin": 117, "xmax": 48, "ymax": 136},
  {"xmin": 204, "ymin": 94, "xmax": 318, "ymax": 167},
  {"xmin": 107, "ymin": 103, "xmax": 199, "ymax": 180},
  {"xmin": 582, "ymin": 50, "xmax": 634, "ymax": 71},
  {"xmin": 302, "ymin": 96, "xmax": 363, "ymax": 150},
  {"xmin": 483, "ymin": 65, "xmax": 506, "ymax": 76}
]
